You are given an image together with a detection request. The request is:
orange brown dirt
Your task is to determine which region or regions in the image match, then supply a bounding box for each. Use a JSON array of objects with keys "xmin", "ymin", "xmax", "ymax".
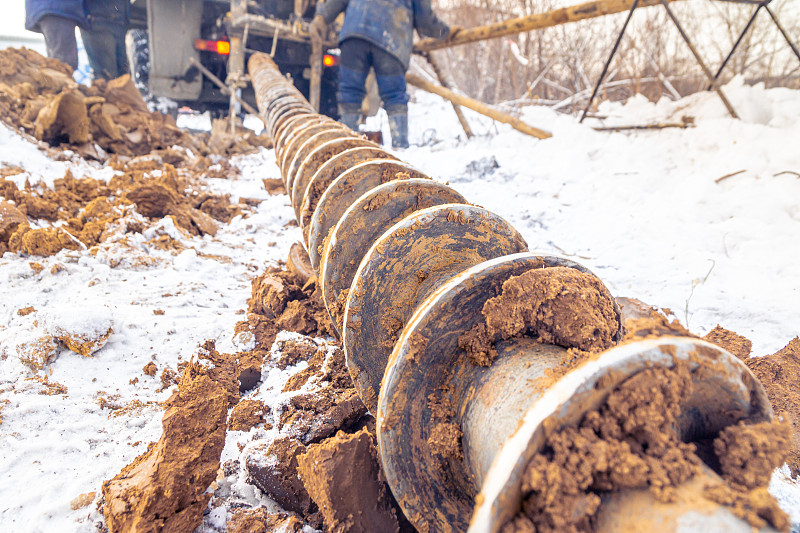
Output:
[
  {"xmin": 459, "ymin": 267, "xmax": 619, "ymax": 367},
  {"xmin": 274, "ymin": 337, "xmax": 319, "ymax": 370},
  {"xmin": 703, "ymin": 325, "xmax": 752, "ymax": 361},
  {"xmin": 1, "ymin": 160, "xmax": 243, "ymax": 257},
  {"xmin": 101, "ymin": 372, "xmax": 227, "ymax": 532},
  {"xmin": 56, "ymin": 327, "xmax": 113, "ymax": 357},
  {"xmin": 246, "ymin": 436, "xmax": 315, "ymax": 515},
  {"xmin": 503, "ymin": 360, "xmax": 790, "ymax": 533},
  {"xmin": 427, "ymin": 390, "xmax": 463, "ymax": 461},
  {"xmin": 297, "ymin": 428, "xmax": 402, "ymax": 533},
  {"xmin": 704, "ymin": 483, "xmax": 790, "ymax": 532},
  {"xmin": 279, "ymin": 386, "xmax": 368, "ymax": 445},
  {"xmin": 227, "ymin": 399, "xmax": 270, "ymax": 432},
  {"xmin": 226, "ymin": 508, "xmax": 304, "ymax": 533},
  {"xmin": 0, "ymin": 48, "xmax": 270, "ymax": 160},
  {"xmin": 745, "ymin": 337, "xmax": 800, "ymax": 477},
  {"xmin": 714, "ymin": 420, "xmax": 792, "ymax": 488},
  {"xmin": 16, "ymin": 335, "xmax": 59, "ymax": 372},
  {"xmin": 244, "ymin": 264, "xmax": 334, "ymax": 338},
  {"xmin": 142, "ymin": 361, "xmax": 157, "ymax": 376}
]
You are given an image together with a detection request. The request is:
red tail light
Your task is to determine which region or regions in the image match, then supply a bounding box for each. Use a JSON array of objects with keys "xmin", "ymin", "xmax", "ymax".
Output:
[
  {"xmin": 323, "ymin": 54, "xmax": 338, "ymax": 67},
  {"xmin": 194, "ymin": 39, "xmax": 230, "ymax": 55}
]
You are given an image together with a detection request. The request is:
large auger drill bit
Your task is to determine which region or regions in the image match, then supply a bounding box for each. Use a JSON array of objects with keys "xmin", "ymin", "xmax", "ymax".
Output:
[{"xmin": 249, "ymin": 53, "xmax": 779, "ymax": 533}]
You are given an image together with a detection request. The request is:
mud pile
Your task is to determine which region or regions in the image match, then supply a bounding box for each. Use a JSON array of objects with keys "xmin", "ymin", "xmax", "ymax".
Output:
[
  {"xmin": 0, "ymin": 47, "xmax": 270, "ymax": 160},
  {"xmin": 502, "ymin": 361, "xmax": 790, "ymax": 533},
  {"xmin": 102, "ymin": 245, "xmax": 406, "ymax": 532},
  {"xmin": 745, "ymin": 337, "xmax": 800, "ymax": 477},
  {"xmin": 704, "ymin": 324, "xmax": 752, "ymax": 361},
  {"xmin": 240, "ymin": 332, "xmax": 413, "ymax": 533},
  {"xmin": 0, "ymin": 158, "xmax": 242, "ymax": 257}
]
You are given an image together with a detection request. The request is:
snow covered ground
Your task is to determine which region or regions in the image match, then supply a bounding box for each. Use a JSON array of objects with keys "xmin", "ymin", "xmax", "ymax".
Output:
[{"xmin": 1, "ymin": 76, "xmax": 799, "ymax": 531}]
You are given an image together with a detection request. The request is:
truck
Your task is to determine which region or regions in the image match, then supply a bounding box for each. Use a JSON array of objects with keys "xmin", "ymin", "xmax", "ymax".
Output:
[{"xmin": 127, "ymin": 0, "xmax": 340, "ymax": 119}]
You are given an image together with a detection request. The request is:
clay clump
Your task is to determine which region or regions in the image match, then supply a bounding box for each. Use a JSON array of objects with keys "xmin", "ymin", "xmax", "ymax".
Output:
[
  {"xmin": 460, "ymin": 267, "xmax": 619, "ymax": 366},
  {"xmin": 245, "ymin": 437, "xmax": 314, "ymax": 515},
  {"xmin": 714, "ymin": 420, "xmax": 791, "ymax": 488},
  {"xmin": 297, "ymin": 428, "xmax": 402, "ymax": 533},
  {"xmin": 505, "ymin": 364, "xmax": 701, "ymax": 533},
  {"xmin": 228, "ymin": 399, "xmax": 270, "ymax": 432},
  {"xmin": 226, "ymin": 508, "xmax": 304, "ymax": 533},
  {"xmin": 101, "ymin": 372, "xmax": 227, "ymax": 532}
]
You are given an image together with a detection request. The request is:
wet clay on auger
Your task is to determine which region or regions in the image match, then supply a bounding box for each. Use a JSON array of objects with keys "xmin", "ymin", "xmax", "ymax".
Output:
[
  {"xmin": 501, "ymin": 361, "xmax": 791, "ymax": 533},
  {"xmin": 459, "ymin": 266, "xmax": 619, "ymax": 367}
]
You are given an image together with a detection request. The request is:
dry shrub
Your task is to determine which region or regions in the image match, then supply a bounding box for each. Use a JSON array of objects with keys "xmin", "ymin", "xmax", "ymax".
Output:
[{"xmin": 426, "ymin": 0, "xmax": 799, "ymax": 110}]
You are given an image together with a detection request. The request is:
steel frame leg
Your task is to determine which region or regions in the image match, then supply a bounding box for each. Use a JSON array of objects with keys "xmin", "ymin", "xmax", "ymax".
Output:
[
  {"xmin": 660, "ymin": 0, "xmax": 739, "ymax": 118},
  {"xmin": 708, "ymin": 2, "xmax": 766, "ymax": 90},
  {"xmin": 579, "ymin": 0, "xmax": 640, "ymax": 123}
]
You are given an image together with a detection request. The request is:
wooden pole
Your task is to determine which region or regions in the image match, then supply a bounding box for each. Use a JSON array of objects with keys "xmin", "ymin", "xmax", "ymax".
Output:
[
  {"xmin": 424, "ymin": 52, "xmax": 474, "ymax": 138},
  {"xmin": 406, "ymin": 73, "xmax": 552, "ymax": 139},
  {"xmin": 414, "ymin": 0, "xmax": 681, "ymax": 53}
]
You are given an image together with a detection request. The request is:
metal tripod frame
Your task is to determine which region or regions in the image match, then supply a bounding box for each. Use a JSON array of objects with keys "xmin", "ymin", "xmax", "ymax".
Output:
[
  {"xmin": 578, "ymin": 0, "xmax": 800, "ymax": 122},
  {"xmin": 709, "ymin": 0, "xmax": 800, "ymax": 90}
]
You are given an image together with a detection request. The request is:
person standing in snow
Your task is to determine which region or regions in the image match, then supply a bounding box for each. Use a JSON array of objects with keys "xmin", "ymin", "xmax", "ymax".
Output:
[
  {"xmin": 24, "ymin": 0, "xmax": 87, "ymax": 71},
  {"xmin": 309, "ymin": 0, "xmax": 459, "ymax": 149},
  {"xmin": 80, "ymin": 0, "xmax": 131, "ymax": 80}
]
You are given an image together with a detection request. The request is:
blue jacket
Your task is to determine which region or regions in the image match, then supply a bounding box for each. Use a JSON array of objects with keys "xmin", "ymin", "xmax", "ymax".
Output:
[
  {"xmin": 316, "ymin": 0, "xmax": 449, "ymax": 69},
  {"xmin": 25, "ymin": 0, "xmax": 87, "ymax": 32}
]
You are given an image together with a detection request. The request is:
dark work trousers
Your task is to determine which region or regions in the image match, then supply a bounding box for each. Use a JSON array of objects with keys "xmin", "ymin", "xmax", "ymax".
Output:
[
  {"xmin": 38, "ymin": 15, "xmax": 79, "ymax": 71},
  {"xmin": 80, "ymin": 21, "xmax": 129, "ymax": 80},
  {"xmin": 337, "ymin": 37, "xmax": 408, "ymax": 113}
]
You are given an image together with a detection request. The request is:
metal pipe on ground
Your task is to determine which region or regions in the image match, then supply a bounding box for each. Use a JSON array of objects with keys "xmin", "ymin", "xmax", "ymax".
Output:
[{"xmin": 247, "ymin": 51, "xmax": 780, "ymax": 533}]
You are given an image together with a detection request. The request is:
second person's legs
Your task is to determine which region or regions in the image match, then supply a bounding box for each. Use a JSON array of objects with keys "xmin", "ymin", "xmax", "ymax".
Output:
[
  {"xmin": 337, "ymin": 38, "xmax": 371, "ymax": 130},
  {"xmin": 370, "ymin": 46, "xmax": 409, "ymax": 149}
]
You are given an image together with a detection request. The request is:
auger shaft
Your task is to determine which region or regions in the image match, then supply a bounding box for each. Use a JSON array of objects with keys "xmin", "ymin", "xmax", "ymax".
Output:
[{"xmin": 248, "ymin": 52, "xmax": 777, "ymax": 533}]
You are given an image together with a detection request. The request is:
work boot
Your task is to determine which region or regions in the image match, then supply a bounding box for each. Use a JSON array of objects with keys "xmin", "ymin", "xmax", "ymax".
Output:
[
  {"xmin": 386, "ymin": 105, "xmax": 409, "ymax": 149},
  {"xmin": 338, "ymin": 103, "xmax": 361, "ymax": 131}
]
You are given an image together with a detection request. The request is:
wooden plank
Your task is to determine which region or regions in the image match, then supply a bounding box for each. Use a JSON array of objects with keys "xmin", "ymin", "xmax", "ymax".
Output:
[
  {"xmin": 414, "ymin": 0, "xmax": 681, "ymax": 53},
  {"xmin": 405, "ymin": 73, "xmax": 552, "ymax": 139}
]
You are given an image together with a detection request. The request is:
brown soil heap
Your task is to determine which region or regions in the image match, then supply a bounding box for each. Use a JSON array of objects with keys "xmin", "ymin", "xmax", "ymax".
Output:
[
  {"xmin": 745, "ymin": 337, "xmax": 800, "ymax": 477},
  {"xmin": 459, "ymin": 266, "xmax": 619, "ymax": 366},
  {"xmin": 297, "ymin": 428, "xmax": 402, "ymax": 533},
  {"xmin": 703, "ymin": 325, "xmax": 752, "ymax": 361},
  {"xmin": 1, "ymin": 161, "xmax": 242, "ymax": 257},
  {"xmin": 101, "ymin": 372, "xmax": 227, "ymax": 532},
  {"xmin": 0, "ymin": 47, "xmax": 270, "ymax": 160},
  {"xmin": 241, "ymin": 257, "xmax": 334, "ymax": 342},
  {"xmin": 279, "ymin": 386, "xmax": 368, "ymax": 445}
]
